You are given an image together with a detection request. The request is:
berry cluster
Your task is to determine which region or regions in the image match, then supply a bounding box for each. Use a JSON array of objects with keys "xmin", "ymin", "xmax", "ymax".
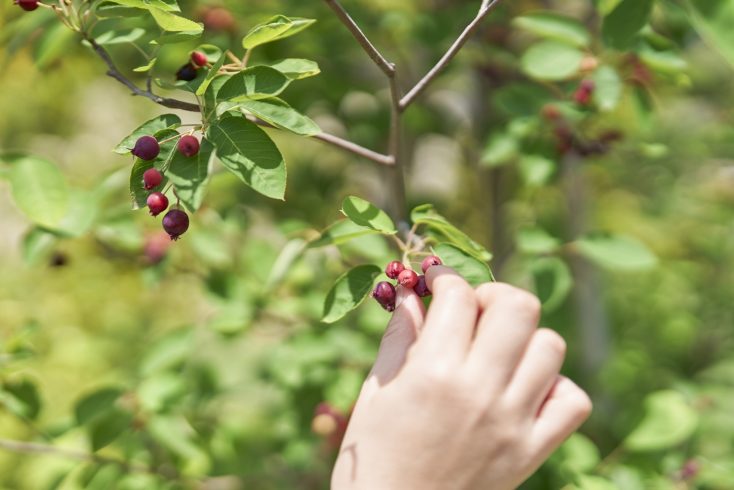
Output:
[
  {"xmin": 176, "ymin": 51, "xmax": 209, "ymax": 82},
  {"xmin": 372, "ymin": 256, "xmax": 442, "ymax": 312},
  {"xmin": 131, "ymin": 132, "xmax": 201, "ymax": 240}
]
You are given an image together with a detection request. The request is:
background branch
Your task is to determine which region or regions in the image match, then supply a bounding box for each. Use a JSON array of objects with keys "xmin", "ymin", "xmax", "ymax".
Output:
[{"xmin": 399, "ymin": 0, "xmax": 501, "ymax": 110}]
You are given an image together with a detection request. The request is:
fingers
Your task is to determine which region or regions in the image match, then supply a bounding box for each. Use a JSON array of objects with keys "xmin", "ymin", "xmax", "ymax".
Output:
[
  {"xmin": 467, "ymin": 283, "xmax": 541, "ymax": 385},
  {"xmin": 529, "ymin": 376, "xmax": 592, "ymax": 462},
  {"xmin": 411, "ymin": 266, "xmax": 479, "ymax": 361},
  {"xmin": 368, "ymin": 286, "xmax": 426, "ymax": 387},
  {"xmin": 504, "ymin": 329, "xmax": 567, "ymax": 415}
]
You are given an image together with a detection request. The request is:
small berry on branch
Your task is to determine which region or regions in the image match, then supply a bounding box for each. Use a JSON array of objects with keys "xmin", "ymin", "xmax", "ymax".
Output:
[
  {"xmin": 131, "ymin": 136, "xmax": 160, "ymax": 161},
  {"xmin": 573, "ymin": 79, "xmax": 595, "ymax": 106},
  {"xmin": 421, "ymin": 255, "xmax": 442, "ymax": 273},
  {"xmin": 177, "ymin": 135, "xmax": 200, "ymax": 157},
  {"xmin": 143, "ymin": 168, "xmax": 163, "ymax": 190},
  {"xmin": 190, "ymin": 51, "xmax": 208, "ymax": 68},
  {"xmin": 147, "ymin": 192, "xmax": 169, "ymax": 217},
  {"xmin": 16, "ymin": 0, "xmax": 38, "ymax": 11},
  {"xmin": 372, "ymin": 281, "xmax": 397, "ymax": 312},
  {"xmin": 385, "ymin": 260, "xmax": 405, "ymax": 279},
  {"xmin": 398, "ymin": 269, "xmax": 419, "ymax": 289},
  {"xmin": 162, "ymin": 208, "xmax": 190, "ymax": 240},
  {"xmin": 176, "ymin": 63, "xmax": 198, "ymax": 82},
  {"xmin": 414, "ymin": 275, "xmax": 431, "ymax": 297}
]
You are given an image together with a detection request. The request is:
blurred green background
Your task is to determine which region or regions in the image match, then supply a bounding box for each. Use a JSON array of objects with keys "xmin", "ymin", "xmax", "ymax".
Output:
[{"xmin": 1, "ymin": 0, "xmax": 734, "ymax": 488}]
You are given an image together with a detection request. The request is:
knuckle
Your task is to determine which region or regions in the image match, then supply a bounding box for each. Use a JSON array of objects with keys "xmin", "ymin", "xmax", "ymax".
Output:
[
  {"xmin": 573, "ymin": 390, "xmax": 593, "ymax": 419},
  {"xmin": 537, "ymin": 328, "xmax": 567, "ymax": 357}
]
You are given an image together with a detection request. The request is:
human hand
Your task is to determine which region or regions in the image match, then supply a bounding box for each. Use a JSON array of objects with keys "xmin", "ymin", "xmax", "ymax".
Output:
[{"xmin": 331, "ymin": 266, "xmax": 592, "ymax": 490}]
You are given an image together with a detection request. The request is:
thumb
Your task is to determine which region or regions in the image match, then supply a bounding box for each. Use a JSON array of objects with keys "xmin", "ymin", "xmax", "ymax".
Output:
[{"xmin": 368, "ymin": 285, "xmax": 426, "ymax": 385}]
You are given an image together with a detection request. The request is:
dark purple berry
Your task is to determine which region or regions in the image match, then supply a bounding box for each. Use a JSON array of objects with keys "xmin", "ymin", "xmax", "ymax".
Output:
[
  {"xmin": 177, "ymin": 135, "xmax": 200, "ymax": 157},
  {"xmin": 162, "ymin": 209, "xmax": 190, "ymax": 240},
  {"xmin": 16, "ymin": 0, "xmax": 38, "ymax": 11},
  {"xmin": 421, "ymin": 255, "xmax": 442, "ymax": 273},
  {"xmin": 398, "ymin": 269, "xmax": 419, "ymax": 289},
  {"xmin": 176, "ymin": 63, "xmax": 198, "ymax": 82},
  {"xmin": 143, "ymin": 168, "xmax": 163, "ymax": 190},
  {"xmin": 372, "ymin": 281, "xmax": 397, "ymax": 312},
  {"xmin": 573, "ymin": 79, "xmax": 595, "ymax": 106},
  {"xmin": 190, "ymin": 51, "xmax": 208, "ymax": 68},
  {"xmin": 132, "ymin": 136, "xmax": 160, "ymax": 161},
  {"xmin": 147, "ymin": 192, "xmax": 169, "ymax": 217},
  {"xmin": 414, "ymin": 275, "xmax": 431, "ymax": 297},
  {"xmin": 385, "ymin": 261, "xmax": 405, "ymax": 280}
]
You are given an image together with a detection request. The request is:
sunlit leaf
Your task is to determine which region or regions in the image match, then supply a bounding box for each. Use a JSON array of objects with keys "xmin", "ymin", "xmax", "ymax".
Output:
[
  {"xmin": 341, "ymin": 196, "xmax": 396, "ymax": 234},
  {"xmin": 322, "ymin": 265, "xmax": 381, "ymax": 323}
]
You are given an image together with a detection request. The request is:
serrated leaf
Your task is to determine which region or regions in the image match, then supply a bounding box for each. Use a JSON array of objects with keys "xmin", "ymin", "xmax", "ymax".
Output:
[
  {"xmin": 411, "ymin": 204, "xmax": 492, "ymax": 262},
  {"xmin": 309, "ymin": 220, "xmax": 382, "ymax": 248},
  {"xmin": 340, "ymin": 196, "xmax": 396, "ymax": 234},
  {"xmin": 9, "ymin": 156, "xmax": 69, "ymax": 229},
  {"xmin": 242, "ymin": 15, "xmax": 316, "ymax": 50},
  {"xmin": 237, "ymin": 98, "xmax": 320, "ymax": 136},
  {"xmin": 602, "ymin": 0, "xmax": 654, "ymax": 49},
  {"xmin": 322, "ymin": 265, "xmax": 382, "ymax": 323},
  {"xmin": 624, "ymin": 390, "xmax": 698, "ymax": 452},
  {"xmin": 149, "ymin": 8, "xmax": 203, "ymax": 33},
  {"xmin": 513, "ymin": 12, "xmax": 590, "ymax": 47},
  {"xmin": 268, "ymin": 58, "xmax": 321, "ymax": 79},
  {"xmin": 114, "ymin": 114, "xmax": 181, "ymax": 155},
  {"xmin": 216, "ymin": 66, "xmax": 292, "ymax": 102},
  {"xmin": 434, "ymin": 243, "xmax": 494, "ymax": 286},
  {"xmin": 206, "ymin": 115, "xmax": 286, "ymax": 200},
  {"xmin": 574, "ymin": 233, "xmax": 657, "ymax": 271},
  {"xmin": 592, "ymin": 65, "xmax": 623, "ymax": 111},
  {"xmin": 166, "ymin": 138, "xmax": 213, "ymax": 213},
  {"xmin": 521, "ymin": 41, "xmax": 584, "ymax": 81},
  {"xmin": 75, "ymin": 388, "xmax": 124, "ymax": 425}
]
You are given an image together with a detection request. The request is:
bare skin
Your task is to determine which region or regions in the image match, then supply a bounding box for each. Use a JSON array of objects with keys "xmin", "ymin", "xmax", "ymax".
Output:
[{"xmin": 332, "ymin": 266, "xmax": 592, "ymax": 490}]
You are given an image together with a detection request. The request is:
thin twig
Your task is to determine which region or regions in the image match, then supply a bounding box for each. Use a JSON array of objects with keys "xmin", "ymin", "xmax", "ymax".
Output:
[
  {"xmin": 323, "ymin": 0, "xmax": 395, "ymax": 77},
  {"xmin": 0, "ymin": 438, "xmax": 148, "ymax": 473},
  {"xmin": 399, "ymin": 0, "xmax": 500, "ymax": 110}
]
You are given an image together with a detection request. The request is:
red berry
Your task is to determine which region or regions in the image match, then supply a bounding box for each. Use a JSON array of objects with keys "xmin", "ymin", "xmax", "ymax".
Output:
[
  {"xmin": 573, "ymin": 79, "xmax": 595, "ymax": 106},
  {"xmin": 541, "ymin": 104, "xmax": 561, "ymax": 121},
  {"xmin": 143, "ymin": 232, "xmax": 172, "ymax": 264},
  {"xmin": 421, "ymin": 255, "xmax": 442, "ymax": 273},
  {"xmin": 162, "ymin": 209, "xmax": 189, "ymax": 240},
  {"xmin": 372, "ymin": 281, "xmax": 397, "ymax": 312},
  {"xmin": 176, "ymin": 63, "xmax": 198, "ymax": 82},
  {"xmin": 190, "ymin": 51, "xmax": 208, "ymax": 68},
  {"xmin": 143, "ymin": 168, "xmax": 163, "ymax": 190},
  {"xmin": 16, "ymin": 0, "xmax": 38, "ymax": 10},
  {"xmin": 385, "ymin": 260, "xmax": 405, "ymax": 279},
  {"xmin": 414, "ymin": 275, "xmax": 432, "ymax": 297},
  {"xmin": 177, "ymin": 135, "xmax": 200, "ymax": 157},
  {"xmin": 131, "ymin": 136, "xmax": 160, "ymax": 161},
  {"xmin": 398, "ymin": 269, "xmax": 419, "ymax": 289},
  {"xmin": 147, "ymin": 192, "xmax": 169, "ymax": 217}
]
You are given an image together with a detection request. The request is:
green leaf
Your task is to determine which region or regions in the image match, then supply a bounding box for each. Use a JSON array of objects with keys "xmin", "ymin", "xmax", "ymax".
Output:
[
  {"xmin": 89, "ymin": 408, "xmax": 132, "ymax": 451},
  {"xmin": 519, "ymin": 155, "xmax": 556, "ymax": 187},
  {"xmin": 75, "ymin": 388, "xmax": 124, "ymax": 425},
  {"xmin": 166, "ymin": 138, "xmax": 213, "ymax": 213},
  {"xmin": 571, "ymin": 475, "xmax": 619, "ymax": 490},
  {"xmin": 434, "ymin": 243, "xmax": 494, "ymax": 286},
  {"xmin": 97, "ymin": 0, "xmax": 180, "ymax": 13},
  {"xmin": 128, "ymin": 128, "xmax": 178, "ymax": 209},
  {"xmin": 9, "ymin": 156, "xmax": 69, "ymax": 229},
  {"xmin": 309, "ymin": 220, "xmax": 383, "ymax": 248},
  {"xmin": 411, "ymin": 204, "xmax": 492, "ymax": 262},
  {"xmin": 551, "ymin": 433, "xmax": 601, "ymax": 475},
  {"xmin": 521, "ymin": 41, "xmax": 584, "ymax": 81},
  {"xmin": 687, "ymin": 0, "xmax": 734, "ymax": 67},
  {"xmin": 34, "ymin": 23, "xmax": 77, "ymax": 69},
  {"xmin": 531, "ymin": 257, "xmax": 573, "ymax": 312},
  {"xmin": 93, "ymin": 28, "xmax": 145, "ymax": 45},
  {"xmin": 237, "ymin": 98, "xmax": 321, "ymax": 136},
  {"xmin": 517, "ymin": 228, "xmax": 561, "ymax": 255},
  {"xmin": 206, "ymin": 115, "xmax": 287, "ymax": 200},
  {"xmin": 268, "ymin": 58, "xmax": 321, "ymax": 80},
  {"xmin": 1, "ymin": 379, "xmax": 41, "ymax": 420},
  {"xmin": 602, "ymin": 0, "xmax": 654, "ymax": 49},
  {"xmin": 624, "ymin": 390, "xmax": 698, "ymax": 452},
  {"xmin": 149, "ymin": 8, "xmax": 203, "ymax": 33},
  {"xmin": 340, "ymin": 196, "xmax": 396, "ymax": 234},
  {"xmin": 52, "ymin": 190, "xmax": 99, "ymax": 238},
  {"xmin": 592, "ymin": 65, "xmax": 623, "ymax": 111},
  {"xmin": 322, "ymin": 265, "xmax": 382, "ymax": 324},
  {"xmin": 113, "ymin": 114, "xmax": 181, "ymax": 155},
  {"xmin": 513, "ymin": 12, "xmax": 590, "ymax": 47},
  {"xmin": 132, "ymin": 57, "xmax": 157, "ymax": 73},
  {"xmin": 481, "ymin": 131, "xmax": 518, "ymax": 167},
  {"xmin": 574, "ymin": 233, "xmax": 658, "ymax": 271},
  {"xmin": 195, "ymin": 53, "xmax": 226, "ymax": 96},
  {"xmin": 21, "ymin": 228, "xmax": 57, "ymax": 265},
  {"xmin": 639, "ymin": 49, "xmax": 688, "ymax": 74},
  {"xmin": 216, "ymin": 66, "xmax": 292, "ymax": 102},
  {"xmin": 242, "ymin": 15, "xmax": 316, "ymax": 50}
]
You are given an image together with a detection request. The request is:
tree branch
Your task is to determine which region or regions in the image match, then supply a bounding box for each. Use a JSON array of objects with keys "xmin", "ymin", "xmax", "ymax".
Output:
[
  {"xmin": 399, "ymin": 0, "xmax": 501, "ymax": 110},
  {"xmin": 323, "ymin": 0, "xmax": 395, "ymax": 77},
  {"xmin": 0, "ymin": 438, "xmax": 148, "ymax": 473}
]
